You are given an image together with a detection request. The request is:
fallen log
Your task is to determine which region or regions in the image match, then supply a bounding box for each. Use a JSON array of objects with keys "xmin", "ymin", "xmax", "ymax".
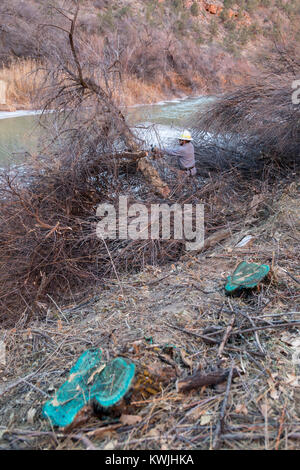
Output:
[
  {"xmin": 176, "ymin": 367, "xmax": 239, "ymax": 393},
  {"xmin": 137, "ymin": 157, "xmax": 170, "ymax": 198},
  {"xmin": 116, "ymin": 150, "xmax": 148, "ymax": 161}
]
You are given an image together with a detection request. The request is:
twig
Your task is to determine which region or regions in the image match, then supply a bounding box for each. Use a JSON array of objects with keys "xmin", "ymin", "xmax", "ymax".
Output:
[
  {"xmin": 212, "ymin": 364, "xmax": 234, "ymax": 450},
  {"xmin": 145, "ymin": 272, "xmax": 173, "ymax": 287},
  {"xmin": 233, "ymin": 321, "xmax": 300, "ymax": 336},
  {"xmin": 0, "ymin": 373, "xmax": 36, "ymax": 397},
  {"xmin": 275, "ymin": 404, "xmax": 286, "ymax": 450},
  {"xmin": 217, "ymin": 314, "xmax": 236, "ymax": 358},
  {"xmin": 70, "ymin": 433, "xmax": 98, "ymax": 450},
  {"xmin": 264, "ymin": 397, "xmax": 269, "ymax": 450},
  {"xmin": 279, "ymin": 267, "xmax": 300, "ymax": 285},
  {"xmin": 245, "ymin": 352, "xmax": 269, "ymax": 376},
  {"xmin": 217, "ymin": 432, "xmax": 300, "ymax": 441},
  {"xmin": 236, "ymin": 310, "xmax": 265, "ymax": 355},
  {"xmin": 47, "ymin": 295, "xmax": 69, "ymax": 323},
  {"xmin": 21, "ymin": 379, "xmax": 50, "ymax": 398},
  {"xmin": 164, "ymin": 321, "xmax": 220, "ymax": 345},
  {"xmin": 203, "ymin": 320, "xmax": 300, "ymax": 338}
]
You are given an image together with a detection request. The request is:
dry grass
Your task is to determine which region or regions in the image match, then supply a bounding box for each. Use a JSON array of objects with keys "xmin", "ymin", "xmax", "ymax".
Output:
[
  {"xmin": 0, "ymin": 59, "xmax": 45, "ymax": 108},
  {"xmin": 120, "ymin": 75, "xmax": 166, "ymax": 107},
  {"xmin": 0, "ymin": 59, "xmax": 202, "ymax": 109},
  {"xmin": 118, "ymin": 70, "xmax": 206, "ymax": 107},
  {"xmin": 0, "ymin": 181, "xmax": 299, "ymax": 450}
]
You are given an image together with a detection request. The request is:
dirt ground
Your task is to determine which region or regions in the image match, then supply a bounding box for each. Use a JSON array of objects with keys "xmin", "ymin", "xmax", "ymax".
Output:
[{"xmin": 0, "ymin": 182, "xmax": 299, "ymax": 450}]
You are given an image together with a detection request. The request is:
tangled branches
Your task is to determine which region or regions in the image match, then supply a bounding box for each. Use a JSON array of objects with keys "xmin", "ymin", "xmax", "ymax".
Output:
[
  {"xmin": 0, "ymin": 2, "xmax": 297, "ymax": 326},
  {"xmin": 0, "ymin": 2, "xmax": 142, "ymax": 325},
  {"xmin": 191, "ymin": 81, "xmax": 300, "ymax": 170},
  {"xmin": 189, "ymin": 39, "xmax": 300, "ymax": 174}
]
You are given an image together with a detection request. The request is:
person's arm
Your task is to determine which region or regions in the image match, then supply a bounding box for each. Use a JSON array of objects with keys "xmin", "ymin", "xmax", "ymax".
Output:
[{"xmin": 162, "ymin": 144, "xmax": 183, "ymax": 157}]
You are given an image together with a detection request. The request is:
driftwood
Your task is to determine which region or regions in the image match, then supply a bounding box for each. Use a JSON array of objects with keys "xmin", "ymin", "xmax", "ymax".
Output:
[{"xmin": 176, "ymin": 367, "xmax": 239, "ymax": 393}]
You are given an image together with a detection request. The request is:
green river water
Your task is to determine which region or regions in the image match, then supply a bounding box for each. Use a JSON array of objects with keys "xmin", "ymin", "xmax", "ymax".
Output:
[{"xmin": 0, "ymin": 96, "xmax": 213, "ymax": 166}]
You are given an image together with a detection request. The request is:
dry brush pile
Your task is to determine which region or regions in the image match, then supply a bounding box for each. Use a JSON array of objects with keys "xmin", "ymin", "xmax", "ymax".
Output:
[
  {"xmin": 0, "ymin": 184, "xmax": 299, "ymax": 449},
  {"xmin": 0, "ymin": 2, "xmax": 299, "ymax": 328},
  {"xmin": 0, "ymin": 137, "xmax": 290, "ymax": 327},
  {"xmin": 0, "ymin": 2, "xmax": 238, "ymax": 326}
]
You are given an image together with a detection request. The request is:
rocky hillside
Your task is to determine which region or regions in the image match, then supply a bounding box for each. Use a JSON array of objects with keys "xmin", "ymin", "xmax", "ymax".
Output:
[{"xmin": 0, "ymin": 0, "xmax": 299, "ymax": 105}]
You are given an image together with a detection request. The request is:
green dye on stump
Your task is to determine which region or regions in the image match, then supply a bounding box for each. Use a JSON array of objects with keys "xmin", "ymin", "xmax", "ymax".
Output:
[
  {"xmin": 225, "ymin": 261, "xmax": 270, "ymax": 295},
  {"xmin": 42, "ymin": 349, "xmax": 135, "ymax": 427}
]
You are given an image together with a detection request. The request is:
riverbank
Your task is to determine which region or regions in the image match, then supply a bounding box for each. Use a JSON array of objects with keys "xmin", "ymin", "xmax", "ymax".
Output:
[
  {"xmin": 0, "ymin": 56, "xmax": 253, "ymax": 112},
  {"xmin": 0, "ymin": 58, "xmax": 197, "ymax": 111},
  {"xmin": 0, "ymin": 77, "xmax": 200, "ymax": 112}
]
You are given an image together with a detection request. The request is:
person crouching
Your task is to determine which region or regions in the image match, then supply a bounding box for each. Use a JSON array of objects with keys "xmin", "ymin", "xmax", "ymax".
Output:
[{"xmin": 163, "ymin": 130, "xmax": 196, "ymax": 176}]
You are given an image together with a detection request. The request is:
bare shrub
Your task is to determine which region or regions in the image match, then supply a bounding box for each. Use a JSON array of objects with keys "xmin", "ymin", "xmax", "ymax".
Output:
[{"xmin": 190, "ymin": 40, "xmax": 300, "ymax": 172}]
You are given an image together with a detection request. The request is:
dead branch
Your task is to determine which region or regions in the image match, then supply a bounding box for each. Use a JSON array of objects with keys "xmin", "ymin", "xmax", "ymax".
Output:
[
  {"xmin": 176, "ymin": 367, "xmax": 238, "ymax": 393},
  {"xmin": 212, "ymin": 364, "xmax": 235, "ymax": 450},
  {"xmin": 217, "ymin": 314, "xmax": 236, "ymax": 358}
]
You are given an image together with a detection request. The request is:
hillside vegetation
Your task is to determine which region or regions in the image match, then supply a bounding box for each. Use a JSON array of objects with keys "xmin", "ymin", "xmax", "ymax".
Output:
[{"xmin": 0, "ymin": 0, "xmax": 300, "ymax": 106}]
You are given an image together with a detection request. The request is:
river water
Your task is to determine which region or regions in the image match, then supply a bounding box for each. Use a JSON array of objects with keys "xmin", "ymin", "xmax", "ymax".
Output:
[{"xmin": 0, "ymin": 96, "xmax": 213, "ymax": 166}]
